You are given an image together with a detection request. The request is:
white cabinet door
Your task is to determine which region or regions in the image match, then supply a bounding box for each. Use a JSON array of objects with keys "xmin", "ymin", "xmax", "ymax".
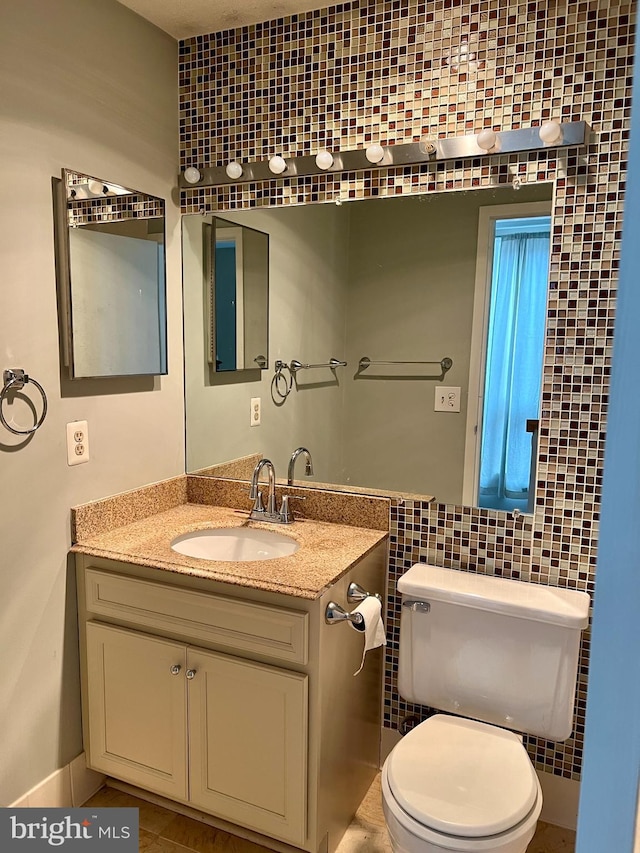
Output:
[
  {"xmin": 187, "ymin": 647, "xmax": 308, "ymax": 846},
  {"xmin": 85, "ymin": 622, "xmax": 188, "ymax": 800}
]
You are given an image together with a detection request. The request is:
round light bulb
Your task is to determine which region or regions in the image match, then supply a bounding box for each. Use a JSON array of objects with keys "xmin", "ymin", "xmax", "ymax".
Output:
[
  {"xmin": 225, "ymin": 161, "xmax": 243, "ymax": 179},
  {"xmin": 70, "ymin": 186, "xmax": 89, "ymax": 200},
  {"xmin": 476, "ymin": 129, "xmax": 497, "ymax": 151},
  {"xmin": 87, "ymin": 179, "xmax": 107, "ymax": 195},
  {"xmin": 268, "ymin": 155, "xmax": 287, "ymax": 174},
  {"xmin": 365, "ymin": 143, "xmax": 385, "ymax": 164},
  {"xmin": 183, "ymin": 166, "xmax": 201, "ymax": 184},
  {"xmin": 419, "ymin": 138, "xmax": 437, "ymax": 155},
  {"xmin": 539, "ymin": 120, "xmax": 562, "ymax": 144},
  {"xmin": 315, "ymin": 150, "xmax": 334, "ymax": 170}
]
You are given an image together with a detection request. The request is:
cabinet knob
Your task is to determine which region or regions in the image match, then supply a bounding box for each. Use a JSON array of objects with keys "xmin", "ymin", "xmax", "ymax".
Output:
[
  {"xmin": 170, "ymin": 664, "xmax": 182, "ymax": 675},
  {"xmin": 186, "ymin": 669, "xmax": 197, "ymax": 680}
]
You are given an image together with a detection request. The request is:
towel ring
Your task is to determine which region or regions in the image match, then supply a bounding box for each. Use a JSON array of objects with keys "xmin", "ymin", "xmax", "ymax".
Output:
[
  {"xmin": 0, "ymin": 369, "xmax": 48, "ymax": 435},
  {"xmin": 272, "ymin": 360, "xmax": 293, "ymax": 400}
]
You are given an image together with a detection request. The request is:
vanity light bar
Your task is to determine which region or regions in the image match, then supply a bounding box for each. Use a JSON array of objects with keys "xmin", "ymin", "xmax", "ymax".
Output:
[{"xmin": 179, "ymin": 122, "xmax": 590, "ymax": 189}]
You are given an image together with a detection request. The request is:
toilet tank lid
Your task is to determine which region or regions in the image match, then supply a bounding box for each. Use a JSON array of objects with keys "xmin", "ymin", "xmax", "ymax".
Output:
[{"xmin": 399, "ymin": 564, "xmax": 590, "ymax": 629}]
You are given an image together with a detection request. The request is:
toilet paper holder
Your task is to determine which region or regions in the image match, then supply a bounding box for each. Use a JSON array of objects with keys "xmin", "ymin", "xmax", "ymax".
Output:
[{"xmin": 324, "ymin": 583, "xmax": 382, "ymax": 630}]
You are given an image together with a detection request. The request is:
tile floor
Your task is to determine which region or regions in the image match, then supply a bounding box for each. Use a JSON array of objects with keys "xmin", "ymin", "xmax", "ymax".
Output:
[{"xmin": 85, "ymin": 776, "xmax": 576, "ymax": 853}]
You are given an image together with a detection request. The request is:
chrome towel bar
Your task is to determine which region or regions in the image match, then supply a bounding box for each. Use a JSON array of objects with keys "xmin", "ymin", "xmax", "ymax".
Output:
[
  {"xmin": 290, "ymin": 358, "xmax": 347, "ymax": 372},
  {"xmin": 358, "ymin": 356, "xmax": 453, "ymax": 372}
]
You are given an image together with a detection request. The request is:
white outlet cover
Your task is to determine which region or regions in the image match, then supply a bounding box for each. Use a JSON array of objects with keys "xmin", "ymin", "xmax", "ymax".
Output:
[
  {"xmin": 434, "ymin": 386, "xmax": 461, "ymax": 412},
  {"xmin": 66, "ymin": 420, "xmax": 90, "ymax": 465},
  {"xmin": 250, "ymin": 397, "xmax": 261, "ymax": 427}
]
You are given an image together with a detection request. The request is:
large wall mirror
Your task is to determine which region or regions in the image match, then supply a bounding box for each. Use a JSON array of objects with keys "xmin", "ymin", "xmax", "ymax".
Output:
[
  {"xmin": 55, "ymin": 169, "xmax": 167, "ymax": 379},
  {"xmin": 182, "ymin": 182, "xmax": 553, "ymax": 511}
]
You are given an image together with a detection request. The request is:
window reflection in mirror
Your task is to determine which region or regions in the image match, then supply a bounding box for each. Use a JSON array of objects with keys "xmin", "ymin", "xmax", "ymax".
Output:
[
  {"xmin": 467, "ymin": 210, "xmax": 551, "ymax": 512},
  {"xmin": 56, "ymin": 169, "xmax": 167, "ymax": 379},
  {"xmin": 207, "ymin": 217, "xmax": 269, "ymax": 372}
]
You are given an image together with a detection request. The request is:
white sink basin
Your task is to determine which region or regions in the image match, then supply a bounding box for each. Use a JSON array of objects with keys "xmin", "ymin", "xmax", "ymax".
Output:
[{"xmin": 170, "ymin": 527, "xmax": 299, "ymax": 562}]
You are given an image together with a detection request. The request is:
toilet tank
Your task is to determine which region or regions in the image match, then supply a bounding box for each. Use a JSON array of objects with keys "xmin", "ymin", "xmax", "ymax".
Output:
[{"xmin": 397, "ymin": 564, "xmax": 590, "ymax": 742}]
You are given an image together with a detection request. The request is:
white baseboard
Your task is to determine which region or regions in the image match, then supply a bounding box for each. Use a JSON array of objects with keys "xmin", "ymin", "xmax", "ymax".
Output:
[{"xmin": 8, "ymin": 753, "xmax": 105, "ymax": 809}]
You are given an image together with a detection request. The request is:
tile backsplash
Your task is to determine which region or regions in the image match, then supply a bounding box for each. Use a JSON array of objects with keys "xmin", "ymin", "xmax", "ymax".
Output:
[{"xmin": 178, "ymin": 0, "xmax": 633, "ymax": 780}]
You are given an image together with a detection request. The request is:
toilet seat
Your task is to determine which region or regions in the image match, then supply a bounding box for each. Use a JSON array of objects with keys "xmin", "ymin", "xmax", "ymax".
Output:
[
  {"xmin": 385, "ymin": 715, "xmax": 540, "ymax": 839},
  {"xmin": 382, "ymin": 767, "xmax": 542, "ymax": 853}
]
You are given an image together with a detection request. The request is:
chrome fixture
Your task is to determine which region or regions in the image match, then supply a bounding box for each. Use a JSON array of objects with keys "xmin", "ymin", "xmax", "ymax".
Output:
[
  {"xmin": 273, "ymin": 360, "xmax": 294, "ymax": 400},
  {"xmin": 288, "ymin": 447, "xmax": 314, "ymax": 486},
  {"xmin": 289, "ymin": 358, "xmax": 347, "ymax": 372},
  {"xmin": 0, "ymin": 368, "xmax": 48, "ymax": 436},
  {"xmin": 325, "ymin": 601, "xmax": 365, "ymax": 630},
  {"xmin": 326, "ymin": 584, "xmax": 383, "ymax": 629},
  {"xmin": 358, "ymin": 356, "xmax": 453, "ymax": 373},
  {"xmin": 347, "ymin": 582, "xmax": 382, "ymax": 604},
  {"xmin": 178, "ymin": 122, "xmax": 590, "ymax": 189},
  {"xmin": 402, "ymin": 599, "xmax": 431, "ymax": 614},
  {"xmin": 249, "ymin": 458, "xmax": 302, "ymax": 524},
  {"xmin": 249, "ymin": 458, "xmax": 278, "ymax": 518}
]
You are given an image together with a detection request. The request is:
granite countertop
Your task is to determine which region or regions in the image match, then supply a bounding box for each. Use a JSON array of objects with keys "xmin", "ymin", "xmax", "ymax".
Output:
[{"xmin": 72, "ymin": 503, "xmax": 388, "ymax": 600}]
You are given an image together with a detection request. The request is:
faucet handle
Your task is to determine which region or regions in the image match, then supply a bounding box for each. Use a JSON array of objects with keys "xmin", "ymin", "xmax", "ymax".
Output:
[
  {"xmin": 250, "ymin": 488, "xmax": 266, "ymax": 514},
  {"xmin": 279, "ymin": 494, "xmax": 306, "ymax": 524}
]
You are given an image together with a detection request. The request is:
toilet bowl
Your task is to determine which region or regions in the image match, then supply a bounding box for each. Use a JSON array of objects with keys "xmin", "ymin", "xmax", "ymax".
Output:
[{"xmin": 381, "ymin": 715, "xmax": 543, "ymax": 853}]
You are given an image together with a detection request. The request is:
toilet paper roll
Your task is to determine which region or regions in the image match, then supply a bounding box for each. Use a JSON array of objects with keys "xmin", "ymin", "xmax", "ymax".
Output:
[{"xmin": 351, "ymin": 595, "xmax": 386, "ymax": 676}]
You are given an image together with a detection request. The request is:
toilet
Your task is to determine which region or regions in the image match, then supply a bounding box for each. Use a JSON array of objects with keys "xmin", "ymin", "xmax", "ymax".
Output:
[{"xmin": 381, "ymin": 563, "xmax": 590, "ymax": 853}]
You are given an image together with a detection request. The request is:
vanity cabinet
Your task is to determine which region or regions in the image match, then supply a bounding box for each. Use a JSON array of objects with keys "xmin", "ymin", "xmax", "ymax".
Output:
[
  {"xmin": 85, "ymin": 621, "xmax": 307, "ymax": 844},
  {"xmin": 76, "ymin": 542, "xmax": 386, "ymax": 853}
]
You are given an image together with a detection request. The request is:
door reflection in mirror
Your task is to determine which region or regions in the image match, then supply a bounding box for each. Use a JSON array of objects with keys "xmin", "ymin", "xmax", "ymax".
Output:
[
  {"xmin": 214, "ymin": 228, "xmax": 243, "ymax": 371},
  {"xmin": 208, "ymin": 217, "xmax": 269, "ymax": 373}
]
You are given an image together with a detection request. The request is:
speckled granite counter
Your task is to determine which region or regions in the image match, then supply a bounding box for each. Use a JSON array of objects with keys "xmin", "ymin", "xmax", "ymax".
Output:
[{"xmin": 71, "ymin": 500, "xmax": 388, "ymax": 600}]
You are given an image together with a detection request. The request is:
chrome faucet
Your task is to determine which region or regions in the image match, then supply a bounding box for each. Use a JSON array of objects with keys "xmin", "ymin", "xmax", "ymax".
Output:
[
  {"xmin": 249, "ymin": 458, "xmax": 277, "ymax": 518},
  {"xmin": 249, "ymin": 458, "xmax": 304, "ymax": 524},
  {"xmin": 288, "ymin": 447, "xmax": 314, "ymax": 486}
]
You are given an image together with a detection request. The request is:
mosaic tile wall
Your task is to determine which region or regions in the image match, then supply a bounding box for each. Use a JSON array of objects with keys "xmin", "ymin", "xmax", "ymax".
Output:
[{"xmin": 179, "ymin": 0, "xmax": 634, "ymax": 780}]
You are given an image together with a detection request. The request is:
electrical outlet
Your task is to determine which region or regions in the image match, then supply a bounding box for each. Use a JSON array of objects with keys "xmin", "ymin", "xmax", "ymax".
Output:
[
  {"xmin": 434, "ymin": 386, "xmax": 461, "ymax": 412},
  {"xmin": 250, "ymin": 397, "xmax": 261, "ymax": 427},
  {"xmin": 67, "ymin": 420, "xmax": 90, "ymax": 465}
]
